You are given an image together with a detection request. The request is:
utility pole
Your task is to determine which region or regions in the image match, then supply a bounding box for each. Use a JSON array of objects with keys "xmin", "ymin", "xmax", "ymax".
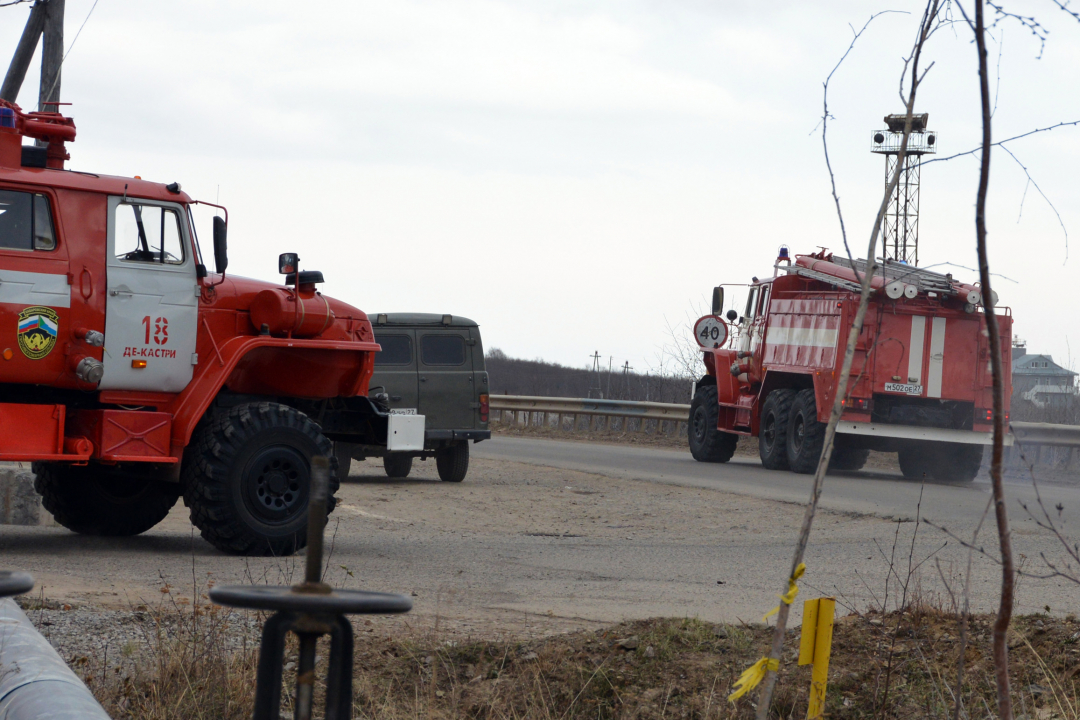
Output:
[
  {"xmin": 1, "ymin": 0, "xmax": 64, "ymax": 119},
  {"xmin": 588, "ymin": 351, "xmax": 603, "ymax": 399},
  {"xmin": 606, "ymin": 356, "xmax": 612, "ymax": 399},
  {"xmin": 37, "ymin": 0, "xmax": 64, "ymax": 114},
  {"xmin": 0, "ymin": 1, "xmax": 49, "ymax": 103}
]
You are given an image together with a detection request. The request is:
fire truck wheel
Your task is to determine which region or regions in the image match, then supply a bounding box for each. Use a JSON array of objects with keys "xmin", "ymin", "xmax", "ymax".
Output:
[
  {"xmin": 829, "ymin": 448, "xmax": 870, "ymax": 472},
  {"xmin": 688, "ymin": 385, "xmax": 738, "ymax": 463},
  {"xmin": 32, "ymin": 462, "xmax": 180, "ymax": 536},
  {"xmin": 759, "ymin": 390, "xmax": 796, "ymax": 470},
  {"xmin": 436, "ymin": 442, "xmax": 470, "ymax": 482},
  {"xmin": 786, "ymin": 389, "xmax": 826, "ymax": 474},
  {"xmin": 928, "ymin": 443, "xmax": 982, "ymax": 484},
  {"xmin": 383, "ymin": 453, "xmax": 414, "ymax": 478},
  {"xmin": 897, "ymin": 445, "xmax": 932, "ymax": 480},
  {"xmin": 183, "ymin": 402, "xmax": 338, "ymax": 556}
]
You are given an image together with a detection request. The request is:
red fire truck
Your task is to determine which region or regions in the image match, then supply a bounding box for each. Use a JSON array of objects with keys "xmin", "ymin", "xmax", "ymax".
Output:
[
  {"xmin": 689, "ymin": 247, "xmax": 1012, "ymax": 482},
  {"xmin": 0, "ymin": 100, "xmax": 435, "ymax": 554}
]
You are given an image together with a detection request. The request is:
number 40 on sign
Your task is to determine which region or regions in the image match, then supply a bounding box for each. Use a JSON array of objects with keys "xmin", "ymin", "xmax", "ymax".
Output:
[{"xmin": 693, "ymin": 315, "xmax": 728, "ymax": 349}]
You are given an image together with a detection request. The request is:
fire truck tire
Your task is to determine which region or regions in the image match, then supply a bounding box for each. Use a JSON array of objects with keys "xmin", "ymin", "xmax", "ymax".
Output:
[
  {"xmin": 829, "ymin": 448, "xmax": 870, "ymax": 472},
  {"xmin": 897, "ymin": 445, "xmax": 932, "ymax": 480},
  {"xmin": 383, "ymin": 453, "xmax": 413, "ymax": 478},
  {"xmin": 928, "ymin": 443, "xmax": 982, "ymax": 484},
  {"xmin": 759, "ymin": 390, "xmax": 796, "ymax": 470},
  {"xmin": 436, "ymin": 442, "xmax": 470, "ymax": 482},
  {"xmin": 182, "ymin": 402, "xmax": 338, "ymax": 556},
  {"xmin": 32, "ymin": 462, "xmax": 180, "ymax": 537},
  {"xmin": 688, "ymin": 386, "xmax": 738, "ymax": 463},
  {"xmin": 786, "ymin": 389, "xmax": 826, "ymax": 474}
]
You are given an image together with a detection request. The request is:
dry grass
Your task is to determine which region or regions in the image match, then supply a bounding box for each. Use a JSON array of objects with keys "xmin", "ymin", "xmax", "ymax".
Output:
[{"xmin": 76, "ymin": 581, "xmax": 1080, "ymax": 719}]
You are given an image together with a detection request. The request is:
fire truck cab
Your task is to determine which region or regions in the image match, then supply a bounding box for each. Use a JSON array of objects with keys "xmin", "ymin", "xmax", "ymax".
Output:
[
  {"xmin": 0, "ymin": 100, "xmax": 406, "ymax": 555},
  {"xmin": 689, "ymin": 248, "xmax": 1012, "ymax": 483}
]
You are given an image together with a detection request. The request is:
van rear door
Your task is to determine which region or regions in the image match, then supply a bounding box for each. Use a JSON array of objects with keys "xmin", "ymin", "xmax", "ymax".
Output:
[
  {"xmin": 417, "ymin": 329, "xmax": 473, "ymax": 429},
  {"xmin": 371, "ymin": 330, "xmax": 419, "ymax": 415}
]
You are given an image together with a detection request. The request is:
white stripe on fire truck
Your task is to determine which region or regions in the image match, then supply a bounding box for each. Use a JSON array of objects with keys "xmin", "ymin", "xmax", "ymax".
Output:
[
  {"xmin": 0, "ymin": 269, "xmax": 70, "ymax": 309},
  {"xmin": 927, "ymin": 317, "xmax": 947, "ymax": 398},
  {"xmin": 908, "ymin": 316, "xmax": 925, "ymax": 385},
  {"xmin": 764, "ymin": 325, "xmax": 839, "ymax": 348}
]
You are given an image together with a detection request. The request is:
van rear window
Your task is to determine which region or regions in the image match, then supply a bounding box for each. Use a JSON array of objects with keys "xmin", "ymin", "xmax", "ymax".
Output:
[
  {"xmin": 374, "ymin": 334, "xmax": 412, "ymax": 366},
  {"xmin": 421, "ymin": 335, "xmax": 466, "ymax": 366}
]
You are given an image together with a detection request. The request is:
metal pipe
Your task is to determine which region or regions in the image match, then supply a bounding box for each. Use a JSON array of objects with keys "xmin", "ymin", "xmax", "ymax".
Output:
[{"xmin": 0, "ymin": 599, "xmax": 112, "ymax": 719}]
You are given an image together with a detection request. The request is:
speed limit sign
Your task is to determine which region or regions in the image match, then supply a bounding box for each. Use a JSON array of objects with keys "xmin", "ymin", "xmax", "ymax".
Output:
[{"xmin": 693, "ymin": 315, "xmax": 728, "ymax": 349}]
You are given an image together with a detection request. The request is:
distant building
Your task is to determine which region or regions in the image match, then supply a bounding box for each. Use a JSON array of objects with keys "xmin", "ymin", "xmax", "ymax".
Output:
[{"xmin": 1012, "ymin": 345, "xmax": 1078, "ymax": 408}]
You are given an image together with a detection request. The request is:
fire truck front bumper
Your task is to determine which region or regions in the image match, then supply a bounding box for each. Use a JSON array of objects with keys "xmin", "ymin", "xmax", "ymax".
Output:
[{"xmin": 834, "ymin": 421, "xmax": 1014, "ymax": 446}]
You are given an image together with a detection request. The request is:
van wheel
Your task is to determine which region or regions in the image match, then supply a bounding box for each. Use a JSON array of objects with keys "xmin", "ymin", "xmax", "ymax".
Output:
[
  {"xmin": 33, "ymin": 462, "xmax": 179, "ymax": 536},
  {"xmin": 383, "ymin": 454, "xmax": 413, "ymax": 478},
  {"xmin": 759, "ymin": 390, "xmax": 795, "ymax": 470},
  {"xmin": 437, "ymin": 442, "xmax": 469, "ymax": 482},
  {"xmin": 830, "ymin": 448, "xmax": 870, "ymax": 472},
  {"xmin": 334, "ymin": 442, "xmax": 354, "ymax": 481},
  {"xmin": 688, "ymin": 385, "xmax": 738, "ymax": 463},
  {"xmin": 183, "ymin": 402, "xmax": 337, "ymax": 556},
  {"xmin": 786, "ymin": 389, "xmax": 826, "ymax": 474}
]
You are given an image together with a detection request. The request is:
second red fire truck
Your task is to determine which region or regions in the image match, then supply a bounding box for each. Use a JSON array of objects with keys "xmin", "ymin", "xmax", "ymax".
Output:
[{"xmin": 689, "ymin": 248, "xmax": 1012, "ymax": 483}]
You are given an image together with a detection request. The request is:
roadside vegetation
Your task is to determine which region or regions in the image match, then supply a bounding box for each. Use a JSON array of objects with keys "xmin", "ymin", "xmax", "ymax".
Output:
[{"xmin": 32, "ymin": 582, "xmax": 1080, "ymax": 720}]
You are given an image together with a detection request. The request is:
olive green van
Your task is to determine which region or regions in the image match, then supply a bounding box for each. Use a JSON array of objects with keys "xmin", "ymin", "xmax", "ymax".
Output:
[{"xmin": 336, "ymin": 314, "xmax": 490, "ymax": 482}]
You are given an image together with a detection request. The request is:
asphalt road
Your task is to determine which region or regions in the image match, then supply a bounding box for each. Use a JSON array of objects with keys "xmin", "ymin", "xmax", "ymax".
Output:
[
  {"xmin": 2, "ymin": 438, "xmax": 1078, "ymax": 634},
  {"xmin": 474, "ymin": 436, "xmax": 1078, "ymax": 529}
]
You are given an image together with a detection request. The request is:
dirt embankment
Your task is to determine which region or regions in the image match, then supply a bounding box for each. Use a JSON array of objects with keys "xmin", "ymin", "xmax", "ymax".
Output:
[{"xmin": 24, "ymin": 589, "xmax": 1080, "ymax": 719}]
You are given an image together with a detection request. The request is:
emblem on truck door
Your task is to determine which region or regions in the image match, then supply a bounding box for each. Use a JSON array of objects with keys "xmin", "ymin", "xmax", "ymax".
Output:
[{"xmin": 16, "ymin": 306, "xmax": 59, "ymax": 359}]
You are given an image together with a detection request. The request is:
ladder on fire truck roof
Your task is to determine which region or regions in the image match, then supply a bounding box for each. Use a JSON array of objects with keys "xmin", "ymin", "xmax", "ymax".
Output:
[
  {"xmin": 778, "ymin": 255, "xmax": 962, "ymax": 296},
  {"xmin": 832, "ymin": 256, "xmax": 959, "ymax": 296}
]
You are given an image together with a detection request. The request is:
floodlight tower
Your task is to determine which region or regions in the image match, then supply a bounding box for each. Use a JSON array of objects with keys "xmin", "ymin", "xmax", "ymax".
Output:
[{"xmin": 870, "ymin": 113, "xmax": 937, "ymax": 266}]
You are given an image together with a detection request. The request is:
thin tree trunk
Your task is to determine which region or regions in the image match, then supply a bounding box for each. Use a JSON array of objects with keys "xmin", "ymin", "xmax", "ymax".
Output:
[
  {"xmin": 753, "ymin": 8, "xmax": 941, "ymax": 717},
  {"xmin": 973, "ymin": 1, "xmax": 1014, "ymax": 717}
]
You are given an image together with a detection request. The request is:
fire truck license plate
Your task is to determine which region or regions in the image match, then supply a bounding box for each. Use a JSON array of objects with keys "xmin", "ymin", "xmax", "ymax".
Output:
[{"xmin": 884, "ymin": 382, "xmax": 922, "ymax": 396}]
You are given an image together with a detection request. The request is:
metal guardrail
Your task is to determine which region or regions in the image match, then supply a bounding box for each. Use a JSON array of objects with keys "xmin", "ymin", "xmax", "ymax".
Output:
[
  {"xmin": 489, "ymin": 395, "xmax": 690, "ymax": 421},
  {"xmin": 490, "ymin": 395, "xmax": 1080, "ymax": 449},
  {"xmin": 1009, "ymin": 421, "xmax": 1080, "ymax": 447}
]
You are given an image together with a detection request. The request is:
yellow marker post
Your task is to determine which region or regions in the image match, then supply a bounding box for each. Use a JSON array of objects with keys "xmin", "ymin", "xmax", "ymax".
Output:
[{"xmin": 798, "ymin": 597, "xmax": 836, "ymax": 719}]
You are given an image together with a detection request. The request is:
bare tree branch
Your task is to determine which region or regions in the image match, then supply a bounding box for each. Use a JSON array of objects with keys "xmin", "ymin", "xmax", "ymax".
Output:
[
  {"xmin": 959, "ymin": 0, "xmax": 1016, "ymax": 714},
  {"xmin": 924, "ymin": 119, "xmax": 1080, "ymax": 166},
  {"xmin": 753, "ymin": 4, "xmax": 946, "ymax": 717},
  {"xmin": 820, "ymin": 11, "xmax": 906, "ymax": 284},
  {"xmin": 1000, "ymin": 144, "xmax": 1069, "ymax": 262}
]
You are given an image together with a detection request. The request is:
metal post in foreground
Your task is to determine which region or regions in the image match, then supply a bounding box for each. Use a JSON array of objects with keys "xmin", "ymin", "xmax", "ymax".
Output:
[
  {"xmin": 0, "ymin": 570, "xmax": 113, "ymax": 720},
  {"xmin": 210, "ymin": 456, "xmax": 412, "ymax": 720}
]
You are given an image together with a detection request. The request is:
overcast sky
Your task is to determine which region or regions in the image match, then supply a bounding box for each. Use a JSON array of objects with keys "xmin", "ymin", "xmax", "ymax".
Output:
[{"xmin": 3, "ymin": 0, "xmax": 1079, "ymax": 374}]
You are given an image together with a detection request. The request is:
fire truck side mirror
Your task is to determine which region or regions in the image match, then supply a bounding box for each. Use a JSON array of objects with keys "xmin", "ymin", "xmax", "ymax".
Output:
[
  {"xmin": 279, "ymin": 253, "xmax": 299, "ymax": 275},
  {"xmin": 213, "ymin": 216, "xmax": 228, "ymax": 274},
  {"xmin": 725, "ymin": 309, "xmax": 738, "ymax": 322},
  {"xmin": 711, "ymin": 287, "xmax": 724, "ymax": 315}
]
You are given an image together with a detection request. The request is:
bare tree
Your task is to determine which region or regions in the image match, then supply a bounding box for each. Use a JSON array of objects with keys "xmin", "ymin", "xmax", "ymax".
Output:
[{"xmin": 754, "ymin": 4, "xmax": 945, "ymax": 717}]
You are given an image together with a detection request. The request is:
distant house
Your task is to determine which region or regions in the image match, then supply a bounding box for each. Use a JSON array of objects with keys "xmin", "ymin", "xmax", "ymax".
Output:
[{"xmin": 1012, "ymin": 347, "xmax": 1078, "ymax": 408}]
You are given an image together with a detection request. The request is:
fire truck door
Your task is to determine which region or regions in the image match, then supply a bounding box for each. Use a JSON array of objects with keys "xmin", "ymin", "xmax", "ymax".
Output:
[{"xmin": 99, "ymin": 197, "xmax": 198, "ymax": 392}]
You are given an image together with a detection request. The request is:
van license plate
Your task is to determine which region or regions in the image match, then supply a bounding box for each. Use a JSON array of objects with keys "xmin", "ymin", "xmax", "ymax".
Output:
[
  {"xmin": 390, "ymin": 408, "xmax": 417, "ymax": 415},
  {"xmin": 884, "ymin": 382, "xmax": 922, "ymax": 396}
]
